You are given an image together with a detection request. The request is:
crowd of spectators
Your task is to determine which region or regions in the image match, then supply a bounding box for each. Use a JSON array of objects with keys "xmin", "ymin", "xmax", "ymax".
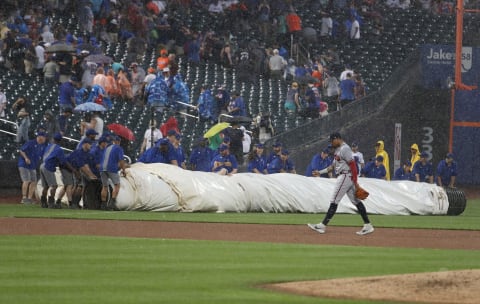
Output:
[{"xmin": 1, "ymin": 0, "xmax": 462, "ymax": 195}]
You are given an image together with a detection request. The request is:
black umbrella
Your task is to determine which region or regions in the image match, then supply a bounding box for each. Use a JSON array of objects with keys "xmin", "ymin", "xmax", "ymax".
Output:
[
  {"xmin": 45, "ymin": 43, "xmax": 75, "ymax": 53},
  {"xmin": 225, "ymin": 116, "xmax": 253, "ymax": 124},
  {"xmin": 84, "ymin": 54, "xmax": 113, "ymax": 65}
]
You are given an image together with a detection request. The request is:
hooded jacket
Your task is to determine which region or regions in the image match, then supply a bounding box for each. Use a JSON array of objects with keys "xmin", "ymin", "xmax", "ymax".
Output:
[
  {"xmin": 375, "ymin": 140, "xmax": 390, "ymax": 180},
  {"xmin": 410, "ymin": 143, "xmax": 421, "ymax": 168}
]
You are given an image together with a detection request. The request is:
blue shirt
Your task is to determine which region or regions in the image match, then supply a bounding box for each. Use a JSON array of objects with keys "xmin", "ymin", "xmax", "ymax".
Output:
[
  {"xmin": 189, "ymin": 146, "xmax": 214, "ymax": 172},
  {"xmin": 339, "ymin": 78, "xmax": 355, "ymax": 100},
  {"xmin": 393, "ymin": 167, "xmax": 414, "ymax": 181},
  {"xmin": 175, "ymin": 145, "xmax": 186, "ymax": 167},
  {"xmin": 305, "ymin": 154, "xmax": 332, "ymax": 177},
  {"xmin": 68, "ymin": 148, "xmax": 94, "ymax": 170},
  {"xmin": 267, "ymin": 157, "xmax": 295, "ymax": 174},
  {"xmin": 211, "ymin": 153, "xmax": 238, "ymax": 173},
  {"xmin": 361, "ymin": 161, "xmax": 375, "ymax": 178},
  {"xmin": 18, "ymin": 139, "xmax": 47, "ymax": 170},
  {"xmin": 90, "ymin": 144, "xmax": 105, "ymax": 177},
  {"xmin": 413, "ymin": 161, "xmax": 433, "ymax": 182},
  {"xmin": 43, "ymin": 143, "xmax": 67, "ymax": 172},
  {"xmin": 76, "ymin": 138, "xmax": 97, "ymax": 150},
  {"xmin": 436, "ymin": 160, "xmax": 457, "ymax": 186},
  {"xmin": 100, "ymin": 144, "xmax": 124, "ymax": 173},
  {"xmin": 267, "ymin": 152, "xmax": 280, "ymax": 166},
  {"xmin": 228, "ymin": 97, "xmax": 246, "ymax": 116},
  {"xmin": 138, "ymin": 145, "xmax": 177, "ymax": 164},
  {"xmin": 247, "ymin": 154, "xmax": 268, "ymax": 173},
  {"xmin": 369, "ymin": 164, "xmax": 386, "ymax": 179},
  {"xmin": 58, "ymin": 81, "xmax": 75, "ymax": 106}
]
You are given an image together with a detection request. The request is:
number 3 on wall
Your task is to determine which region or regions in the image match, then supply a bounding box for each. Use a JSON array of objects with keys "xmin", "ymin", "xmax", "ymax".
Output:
[{"xmin": 422, "ymin": 127, "xmax": 433, "ymax": 159}]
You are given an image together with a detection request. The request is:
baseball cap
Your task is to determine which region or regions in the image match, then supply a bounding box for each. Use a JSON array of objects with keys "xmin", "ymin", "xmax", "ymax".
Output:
[
  {"xmin": 112, "ymin": 135, "xmax": 121, "ymax": 142},
  {"xmin": 272, "ymin": 142, "xmax": 282, "ymax": 147},
  {"xmin": 351, "ymin": 142, "xmax": 358, "ymax": 147},
  {"xmin": 219, "ymin": 144, "xmax": 229, "ymax": 151},
  {"xmin": 322, "ymin": 148, "xmax": 330, "ymax": 154},
  {"xmin": 420, "ymin": 151, "xmax": 429, "ymax": 158},
  {"xmin": 86, "ymin": 129, "xmax": 98, "ymax": 136},
  {"xmin": 167, "ymin": 129, "xmax": 177, "ymax": 136},
  {"xmin": 158, "ymin": 138, "xmax": 169, "ymax": 145},
  {"xmin": 446, "ymin": 153, "xmax": 454, "ymax": 159},
  {"xmin": 255, "ymin": 143, "xmax": 264, "ymax": 148},
  {"xmin": 329, "ymin": 132, "xmax": 341, "ymax": 141},
  {"xmin": 175, "ymin": 133, "xmax": 182, "ymax": 140},
  {"xmin": 83, "ymin": 138, "xmax": 93, "ymax": 145},
  {"xmin": 63, "ymin": 107, "xmax": 73, "ymax": 113},
  {"xmin": 405, "ymin": 160, "xmax": 412, "ymax": 166},
  {"xmin": 130, "ymin": 62, "xmax": 138, "ymax": 67},
  {"xmin": 162, "ymin": 67, "xmax": 170, "ymax": 72},
  {"xmin": 376, "ymin": 155, "xmax": 384, "ymax": 162},
  {"xmin": 53, "ymin": 133, "xmax": 63, "ymax": 141},
  {"xmin": 281, "ymin": 149, "xmax": 289, "ymax": 155},
  {"xmin": 36, "ymin": 131, "xmax": 47, "ymax": 137},
  {"xmin": 98, "ymin": 136, "xmax": 109, "ymax": 144}
]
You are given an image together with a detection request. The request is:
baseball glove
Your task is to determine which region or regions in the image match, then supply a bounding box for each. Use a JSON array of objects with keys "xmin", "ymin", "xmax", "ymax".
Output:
[{"xmin": 355, "ymin": 185, "xmax": 369, "ymax": 200}]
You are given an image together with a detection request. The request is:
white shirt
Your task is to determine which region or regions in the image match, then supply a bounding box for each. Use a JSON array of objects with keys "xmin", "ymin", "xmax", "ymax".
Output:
[
  {"xmin": 339, "ymin": 69, "xmax": 354, "ymax": 81},
  {"xmin": 35, "ymin": 45, "xmax": 45, "ymax": 69},
  {"xmin": 208, "ymin": 3, "xmax": 224, "ymax": 13},
  {"xmin": 320, "ymin": 17, "xmax": 332, "ymax": 36},
  {"xmin": 144, "ymin": 128, "xmax": 163, "ymax": 149},
  {"xmin": 352, "ymin": 151, "xmax": 365, "ymax": 176},
  {"xmin": 41, "ymin": 31, "xmax": 55, "ymax": 44},
  {"xmin": 93, "ymin": 116, "xmax": 104, "ymax": 140},
  {"xmin": 242, "ymin": 132, "xmax": 251, "ymax": 154},
  {"xmin": 350, "ymin": 20, "xmax": 360, "ymax": 39},
  {"xmin": 334, "ymin": 142, "xmax": 354, "ymax": 175},
  {"xmin": 144, "ymin": 74, "xmax": 156, "ymax": 86},
  {"xmin": 324, "ymin": 76, "xmax": 339, "ymax": 97},
  {"xmin": 0, "ymin": 92, "xmax": 7, "ymax": 118}
]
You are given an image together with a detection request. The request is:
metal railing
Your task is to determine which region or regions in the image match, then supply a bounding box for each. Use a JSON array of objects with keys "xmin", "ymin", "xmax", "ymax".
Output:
[
  {"xmin": 175, "ymin": 101, "xmax": 199, "ymax": 120},
  {"xmin": 0, "ymin": 118, "xmax": 18, "ymax": 137}
]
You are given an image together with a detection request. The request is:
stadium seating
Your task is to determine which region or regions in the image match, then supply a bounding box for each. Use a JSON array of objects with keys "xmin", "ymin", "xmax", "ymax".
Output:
[{"xmin": 0, "ymin": 6, "xmax": 457, "ymax": 161}]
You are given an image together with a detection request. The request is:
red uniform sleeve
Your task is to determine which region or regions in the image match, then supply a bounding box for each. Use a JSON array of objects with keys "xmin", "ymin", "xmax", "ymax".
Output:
[{"xmin": 349, "ymin": 160, "xmax": 358, "ymax": 184}]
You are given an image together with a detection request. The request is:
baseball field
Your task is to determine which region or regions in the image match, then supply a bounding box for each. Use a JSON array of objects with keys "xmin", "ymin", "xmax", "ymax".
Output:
[{"xmin": 0, "ymin": 195, "xmax": 479, "ymax": 304}]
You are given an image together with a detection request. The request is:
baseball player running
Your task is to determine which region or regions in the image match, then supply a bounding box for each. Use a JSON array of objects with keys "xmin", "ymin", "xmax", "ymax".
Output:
[{"xmin": 308, "ymin": 132, "xmax": 374, "ymax": 235}]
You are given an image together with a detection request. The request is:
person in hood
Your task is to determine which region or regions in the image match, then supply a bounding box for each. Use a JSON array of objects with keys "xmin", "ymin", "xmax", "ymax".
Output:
[
  {"xmin": 374, "ymin": 140, "xmax": 390, "ymax": 180},
  {"xmin": 410, "ymin": 143, "xmax": 421, "ymax": 168}
]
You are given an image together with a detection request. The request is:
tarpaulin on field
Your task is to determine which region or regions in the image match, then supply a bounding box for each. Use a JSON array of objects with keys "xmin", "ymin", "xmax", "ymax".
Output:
[{"xmin": 116, "ymin": 163, "xmax": 449, "ymax": 215}]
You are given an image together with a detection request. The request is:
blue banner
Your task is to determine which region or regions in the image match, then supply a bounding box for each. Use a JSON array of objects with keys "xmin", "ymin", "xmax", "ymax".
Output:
[{"xmin": 420, "ymin": 44, "xmax": 477, "ymax": 89}]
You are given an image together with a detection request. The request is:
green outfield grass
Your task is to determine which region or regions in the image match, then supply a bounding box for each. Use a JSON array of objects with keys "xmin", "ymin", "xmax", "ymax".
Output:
[
  {"xmin": 0, "ymin": 199, "xmax": 479, "ymax": 230},
  {"xmin": 1, "ymin": 200, "xmax": 479, "ymax": 303},
  {"xmin": 0, "ymin": 235, "xmax": 479, "ymax": 304}
]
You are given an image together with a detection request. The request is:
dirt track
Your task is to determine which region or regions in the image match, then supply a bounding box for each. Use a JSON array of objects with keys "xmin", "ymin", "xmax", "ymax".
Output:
[{"xmin": 1, "ymin": 217, "xmax": 480, "ymax": 250}]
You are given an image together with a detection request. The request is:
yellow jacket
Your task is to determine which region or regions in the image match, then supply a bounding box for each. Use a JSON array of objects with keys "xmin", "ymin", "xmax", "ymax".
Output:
[
  {"xmin": 410, "ymin": 143, "xmax": 421, "ymax": 168},
  {"xmin": 375, "ymin": 140, "xmax": 390, "ymax": 180}
]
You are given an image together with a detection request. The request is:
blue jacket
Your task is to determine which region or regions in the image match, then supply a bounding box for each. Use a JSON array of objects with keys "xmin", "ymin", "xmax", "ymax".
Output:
[{"xmin": 42, "ymin": 143, "xmax": 67, "ymax": 172}]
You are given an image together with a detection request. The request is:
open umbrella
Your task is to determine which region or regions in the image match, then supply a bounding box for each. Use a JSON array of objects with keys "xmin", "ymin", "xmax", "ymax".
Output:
[
  {"xmin": 107, "ymin": 123, "xmax": 136, "ymax": 141},
  {"xmin": 203, "ymin": 122, "xmax": 230, "ymax": 138},
  {"xmin": 84, "ymin": 54, "xmax": 113, "ymax": 65},
  {"xmin": 45, "ymin": 43, "xmax": 76, "ymax": 53},
  {"xmin": 74, "ymin": 102, "xmax": 106, "ymax": 112}
]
